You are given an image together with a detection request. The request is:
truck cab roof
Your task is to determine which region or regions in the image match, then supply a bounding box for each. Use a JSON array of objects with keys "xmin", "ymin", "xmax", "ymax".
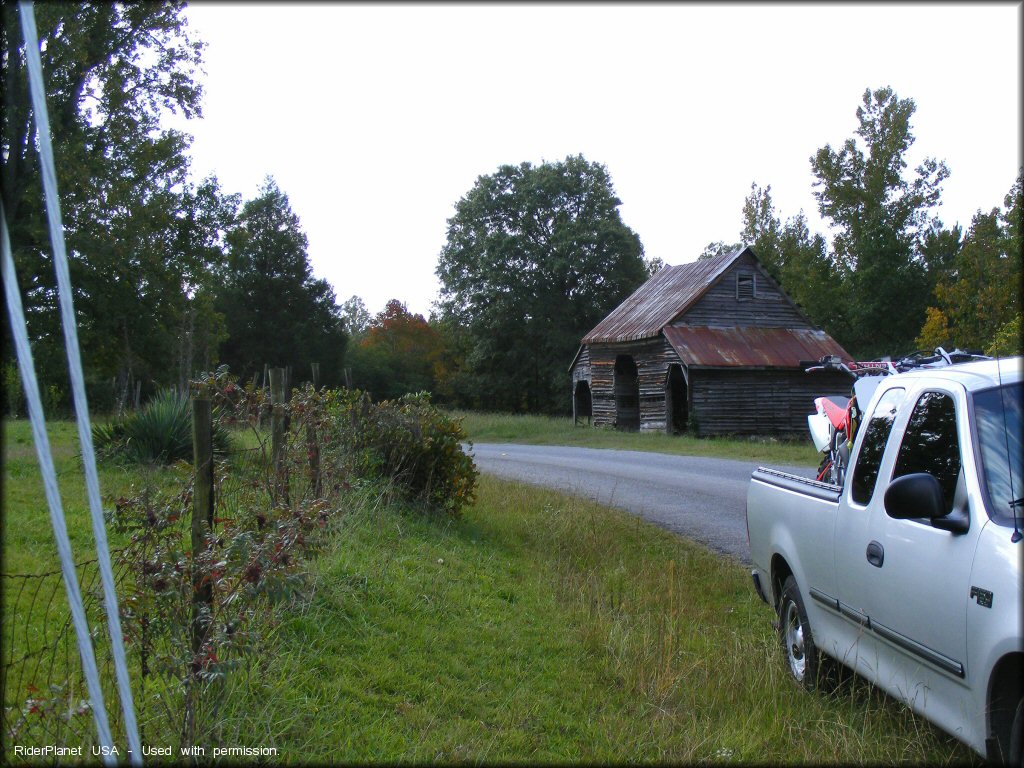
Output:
[{"xmin": 887, "ymin": 356, "xmax": 1021, "ymax": 392}]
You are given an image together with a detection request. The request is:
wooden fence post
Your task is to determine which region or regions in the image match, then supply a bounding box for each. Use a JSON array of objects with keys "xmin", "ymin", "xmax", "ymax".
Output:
[
  {"xmin": 285, "ymin": 366, "xmax": 294, "ymax": 430},
  {"xmin": 311, "ymin": 362, "xmax": 320, "ymax": 389},
  {"xmin": 260, "ymin": 363, "xmax": 270, "ymax": 428},
  {"xmin": 187, "ymin": 396, "xmax": 214, "ymax": 746},
  {"xmin": 269, "ymin": 367, "xmax": 288, "ymax": 505}
]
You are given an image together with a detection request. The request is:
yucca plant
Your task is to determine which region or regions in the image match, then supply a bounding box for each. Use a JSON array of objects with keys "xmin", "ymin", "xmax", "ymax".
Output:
[{"xmin": 93, "ymin": 390, "xmax": 231, "ymax": 465}]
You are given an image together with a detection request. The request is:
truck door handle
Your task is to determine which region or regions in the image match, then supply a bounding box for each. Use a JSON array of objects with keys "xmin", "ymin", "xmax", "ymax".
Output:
[{"xmin": 866, "ymin": 541, "xmax": 884, "ymax": 568}]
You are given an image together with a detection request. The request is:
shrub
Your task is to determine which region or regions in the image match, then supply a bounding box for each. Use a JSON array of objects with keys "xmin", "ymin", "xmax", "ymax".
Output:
[
  {"xmin": 93, "ymin": 389, "xmax": 231, "ymax": 465},
  {"xmin": 327, "ymin": 390, "xmax": 477, "ymax": 516},
  {"xmin": 109, "ymin": 461, "xmax": 331, "ymax": 746}
]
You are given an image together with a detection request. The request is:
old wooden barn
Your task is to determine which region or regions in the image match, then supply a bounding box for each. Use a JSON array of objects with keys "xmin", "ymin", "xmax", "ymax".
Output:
[{"xmin": 569, "ymin": 245, "xmax": 851, "ymax": 436}]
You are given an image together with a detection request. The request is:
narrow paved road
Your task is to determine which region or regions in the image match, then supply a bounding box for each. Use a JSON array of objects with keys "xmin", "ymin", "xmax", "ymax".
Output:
[{"xmin": 466, "ymin": 443, "xmax": 813, "ymax": 563}]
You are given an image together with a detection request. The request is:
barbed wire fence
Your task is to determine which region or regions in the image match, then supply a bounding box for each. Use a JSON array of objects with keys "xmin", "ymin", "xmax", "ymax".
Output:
[
  {"xmin": 3, "ymin": 372, "xmax": 337, "ymax": 761},
  {"xmin": 2, "ymin": 554, "xmax": 128, "ymax": 753}
]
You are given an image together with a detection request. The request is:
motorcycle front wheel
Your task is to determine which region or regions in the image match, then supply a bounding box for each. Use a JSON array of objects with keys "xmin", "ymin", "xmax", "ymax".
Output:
[
  {"xmin": 829, "ymin": 433, "xmax": 849, "ymax": 486},
  {"xmin": 816, "ymin": 455, "xmax": 831, "ymax": 483}
]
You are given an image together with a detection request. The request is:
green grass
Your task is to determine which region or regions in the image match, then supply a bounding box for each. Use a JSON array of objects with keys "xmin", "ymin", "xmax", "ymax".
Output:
[
  {"xmin": 453, "ymin": 409, "xmax": 822, "ymax": 466},
  {"xmin": 3, "ymin": 418, "xmax": 977, "ymax": 763},
  {"xmin": 1, "ymin": 419, "xmax": 176, "ymax": 574},
  {"xmin": 216, "ymin": 476, "xmax": 975, "ymax": 764}
]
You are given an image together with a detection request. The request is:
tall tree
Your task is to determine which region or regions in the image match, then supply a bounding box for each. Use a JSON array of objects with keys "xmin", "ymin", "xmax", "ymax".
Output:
[
  {"xmin": 217, "ymin": 178, "xmax": 347, "ymax": 387},
  {"xmin": 436, "ymin": 155, "xmax": 649, "ymax": 412},
  {"xmin": 739, "ymin": 183, "xmax": 783, "ymax": 274},
  {"xmin": 339, "ymin": 294, "xmax": 371, "ymax": 341},
  {"xmin": 1, "ymin": 1, "xmax": 222, "ymax": 407},
  {"xmin": 810, "ymin": 86, "xmax": 949, "ymax": 357},
  {"xmin": 738, "ymin": 183, "xmax": 846, "ymax": 341},
  {"xmin": 697, "ymin": 241, "xmax": 743, "ymax": 261}
]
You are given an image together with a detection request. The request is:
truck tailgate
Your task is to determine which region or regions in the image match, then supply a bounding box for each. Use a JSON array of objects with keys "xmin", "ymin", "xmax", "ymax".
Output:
[{"xmin": 747, "ymin": 468, "xmax": 841, "ymax": 605}]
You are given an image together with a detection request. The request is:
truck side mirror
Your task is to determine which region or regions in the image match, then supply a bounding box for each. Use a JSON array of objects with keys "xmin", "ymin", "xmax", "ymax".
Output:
[
  {"xmin": 884, "ymin": 473, "xmax": 944, "ymax": 520},
  {"xmin": 883, "ymin": 473, "xmax": 969, "ymax": 534}
]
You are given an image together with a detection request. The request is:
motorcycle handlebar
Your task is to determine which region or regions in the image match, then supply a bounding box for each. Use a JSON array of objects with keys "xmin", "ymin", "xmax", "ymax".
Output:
[
  {"xmin": 803, "ymin": 355, "xmax": 894, "ymax": 379},
  {"xmin": 803, "ymin": 347, "xmax": 989, "ymax": 377}
]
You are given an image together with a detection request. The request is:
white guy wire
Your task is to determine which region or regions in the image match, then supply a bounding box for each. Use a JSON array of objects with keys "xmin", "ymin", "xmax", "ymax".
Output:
[
  {"xmin": 1, "ymin": 203, "xmax": 116, "ymax": 765},
  {"xmin": 18, "ymin": 2, "xmax": 142, "ymax": 763}
]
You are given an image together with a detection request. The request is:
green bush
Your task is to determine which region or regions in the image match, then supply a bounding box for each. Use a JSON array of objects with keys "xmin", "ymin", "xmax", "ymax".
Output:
[
  {"xmin": 93, "ymin": 389, "xmax": 231, "ymax": 465},
  {"xmin": 327, "ymin": 390, "xmax": 477, "ymax": 516}
]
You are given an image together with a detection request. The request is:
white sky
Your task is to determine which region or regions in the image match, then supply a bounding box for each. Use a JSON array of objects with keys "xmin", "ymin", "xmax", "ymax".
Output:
[{"xmin": 175, "ymin": 2, "xmax": 1022, "ymax": 319}]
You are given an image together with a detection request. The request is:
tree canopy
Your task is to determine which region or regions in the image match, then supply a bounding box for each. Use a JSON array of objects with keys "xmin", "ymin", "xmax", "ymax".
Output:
[
  {"xmin": 1, "ymin": 1, "xmax": 227, "ymax": 408},
  {"xmin": 216, "ymin": 178, "xmax": 347, "ymax": 388},
  {"xmin": 723, "ymin": 88, "xmax": 1017, "ymax": 361},
  {"xmin": 810, "ymin": 86, "xmax": 949, "ymax": 357},
  {"xmin": 339, "ymin": 295, "xmax": 371, "ymax": 341},
  {"xmin": 436, "ymin": 154, "xmax": 650, "ymax": 412},
  {"xmin": 2, "ymin": 4, "xmax": 355, "ymax": 409},
  {"xmin": 348, "ymin": 299, "xmax": 444, "ymax": 401},
  {"xmin": 917, "ymin": 171, "xmax": 1022, "ymax": 354},
  {"xmin": 736, "ymin": 183, "xmax": 843, "ymax": 340}
]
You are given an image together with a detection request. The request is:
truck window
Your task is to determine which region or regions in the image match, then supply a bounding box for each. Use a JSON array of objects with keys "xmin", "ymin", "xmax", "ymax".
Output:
[
  {"xmin": 972, "ymin": 382, "xmax": 1022, "ymax": 524},
  {"xmin": 851, "ymin": 387, "xmax": 905, "ymax": 505},
  {"xmin": 892, "ymin": 391, "xmax": 961, "ymax": 514}
]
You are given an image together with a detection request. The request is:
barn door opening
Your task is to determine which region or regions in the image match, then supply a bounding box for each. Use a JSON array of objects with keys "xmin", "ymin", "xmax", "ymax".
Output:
[
  {"xmin": 613, "ymin": 355, "xmax": 639, "ymax": 431},
  {"xmin": 573, "ymin": 380, "xmax": 592, "ymax": 425},
  {"xmin": 665, "ymin": 364, "xmax": 688, "ymax": 434}
]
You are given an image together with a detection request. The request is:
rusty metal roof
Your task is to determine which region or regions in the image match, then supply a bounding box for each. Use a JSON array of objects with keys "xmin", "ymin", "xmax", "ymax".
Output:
[
  {"xmin": 662, "ymin": 326, "xmax": 850, "ymax": 368},
  {"xmin": 581, "ymin": 247, "xmax": 743, "ymax": 343}
]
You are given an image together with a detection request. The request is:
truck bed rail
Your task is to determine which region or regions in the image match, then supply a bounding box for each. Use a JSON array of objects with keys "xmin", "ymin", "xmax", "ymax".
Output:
[{"xmin": 751, "ymin": 467, "xmax": 842, "ymax": 504}]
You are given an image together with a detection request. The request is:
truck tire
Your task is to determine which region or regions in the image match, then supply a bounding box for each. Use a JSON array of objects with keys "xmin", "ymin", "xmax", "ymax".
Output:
[
  {"xmin": 779, "ymin": 575, "xmax": 822, "ymax": 691},
  {"xmin": 1009, "ymin": 697, "xmax": 1024, "ymax": 767}
]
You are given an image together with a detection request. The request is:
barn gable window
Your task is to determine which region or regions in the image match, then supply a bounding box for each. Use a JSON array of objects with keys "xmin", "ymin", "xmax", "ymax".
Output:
[{"xmin": 736, "ymin": 272, "xmax": 756, "ymax": 301}]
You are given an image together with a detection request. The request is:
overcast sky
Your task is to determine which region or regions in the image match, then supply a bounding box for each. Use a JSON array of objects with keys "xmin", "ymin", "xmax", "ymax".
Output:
[{"xmin": 175, "ymin": 2, "xmax": 1022, "ymax": 319}]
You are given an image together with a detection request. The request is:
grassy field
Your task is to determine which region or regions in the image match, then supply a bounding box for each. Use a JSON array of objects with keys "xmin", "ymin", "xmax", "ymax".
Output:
[
  {"xmin": 2, "ymin": 418, "xmax": 976, "ymax": 763},
  {"xmin": 215, "ymin": 476, "xmax": 974, "ymax": 763},
  {"xmin": 452, "ymin": 409, "xmax": 822, "ymax": 466}
]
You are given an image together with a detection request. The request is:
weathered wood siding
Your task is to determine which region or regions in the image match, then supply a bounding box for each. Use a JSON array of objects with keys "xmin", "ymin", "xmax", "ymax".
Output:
[
  {"xmin": 583, "ymin": 339, "xmax": 683, "ymax": 431},
  {"xmin": 573, "ymin": 247, "xmax": 851, "ymax": 436},
  {"xmin": 570, "ymin": 346, "xmax": 592, "ymax": 423},
  {"xmin": 689, "ymin": 368, "xmax": 852, "ymax": 436},
  {"xmin": 571, "ymin": 346, "xmax": 590, "ymax": 384},
  {"xmin": 672, "ymin": 251, "xmax": 813, "ymax": 329}
]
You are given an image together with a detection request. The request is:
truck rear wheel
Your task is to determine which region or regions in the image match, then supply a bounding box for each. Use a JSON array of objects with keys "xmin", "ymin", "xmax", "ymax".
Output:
[
  {"xmin": 779, "ymin": 576, "xmax": 822, "ymax": 691},
  {"xmin": 1009, "ymin": 697, "xmax": 1023, "ymax": 767}
]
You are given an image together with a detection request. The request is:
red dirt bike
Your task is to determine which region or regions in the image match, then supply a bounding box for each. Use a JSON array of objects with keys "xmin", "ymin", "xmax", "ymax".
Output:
[
  {"xmin": 803, "ymin": 356, "xmax": 895, "ymax": 485},
  {"xmin": 803, "ymin": 348, "xmax": 991, "ymax": 486}
]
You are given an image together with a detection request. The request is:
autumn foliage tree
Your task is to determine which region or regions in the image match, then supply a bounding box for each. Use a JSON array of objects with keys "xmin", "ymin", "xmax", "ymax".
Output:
[
  {"xmin": 917, "ymin": 171, "xmax": 1022, "ymax": 354},
  {"xmin": 347, "ymin": 300, "xmax": 445, "ymax": 401}
]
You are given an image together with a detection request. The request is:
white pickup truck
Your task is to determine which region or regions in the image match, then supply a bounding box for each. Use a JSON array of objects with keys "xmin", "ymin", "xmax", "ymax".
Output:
[{"xmin": 746, "ymin": 357, "xmax": 1022, "ymax": 763}]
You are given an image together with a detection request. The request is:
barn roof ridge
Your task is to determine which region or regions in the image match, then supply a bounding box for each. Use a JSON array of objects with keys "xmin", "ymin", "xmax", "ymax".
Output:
[{"xmin": 580, "ymin": 244, "xmax": 748, "ymax": 344}]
